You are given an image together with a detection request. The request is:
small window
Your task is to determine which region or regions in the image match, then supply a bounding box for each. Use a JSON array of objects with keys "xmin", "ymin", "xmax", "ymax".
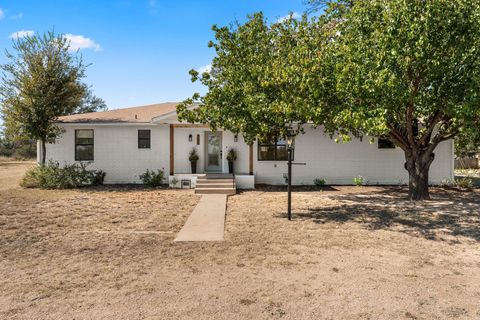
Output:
[
  {"xmin": 75, "ymin": 129, "xmax": 94, "ymax": 161},
  {"xmin": 138, "ymin": 130, "xmax": 151, "ymax": 149},
  {"xmin": 258, "ymin": 136, "xmax": 292, "ymax": 161},
  {"xmin": 378, "ymin": 138, "xmax": 395, "ymax": 149}
]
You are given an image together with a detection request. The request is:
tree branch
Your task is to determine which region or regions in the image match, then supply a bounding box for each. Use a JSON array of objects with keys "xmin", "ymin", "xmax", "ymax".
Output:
[
  {"xmin": 406, "ymin": 102, "xmax": 416, "ymax": 150},
  {"xmin": 419, "ymin": 110, "xmax": 442, "ymax": 146},
  {"xmin": 387, "ymin": 124, "xmax": 409, "ymax": 151}
]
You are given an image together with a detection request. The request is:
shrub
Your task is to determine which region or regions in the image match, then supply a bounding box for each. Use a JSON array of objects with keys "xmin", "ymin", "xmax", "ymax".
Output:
[
  {"xmin": 91, "ymin": 170, "xmax": 106, "ymax": 186},
  {"xmin": 139, "ymin": 169, "xmax": 165, "ymax": 187},
  {"xmin": 455, "ymin": 177, "xmax": 473, "ymax": 189},
  {"xmin": 440, "ymin": 178, "xmax": 453, "ymax": 187},
  {"xmin": 353, "ymin": 175, "xmax": 364, "ymax": 186},
  {"xmin": 21, "ymin": 161, "xmax": 103, "ymax": 189},
  {"xmin": 170, "ymin": 176, "xmax": 179, "ymax": 188},
  {"xmin": 313, "ymin": 178, "xmax": 326, "ymax": 187}
]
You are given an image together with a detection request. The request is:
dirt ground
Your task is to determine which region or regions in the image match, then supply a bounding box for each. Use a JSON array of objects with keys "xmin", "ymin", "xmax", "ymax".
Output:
[
  {"xmin": 0, "ymin": 161, "xmax": 35, "ymax": 191},
  {"xmin": 1, "ymin": 162, "xmax": 480, "ymax": 319}
]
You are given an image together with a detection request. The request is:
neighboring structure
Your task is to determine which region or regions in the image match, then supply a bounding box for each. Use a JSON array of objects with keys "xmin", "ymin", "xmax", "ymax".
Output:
[
  {"xmin": 455, "ymin": 155, "xmax": 479, "ymax": 169},
  {"xmin": 39, "ymin": 102, "xmax": 455, "ymax": 188}
]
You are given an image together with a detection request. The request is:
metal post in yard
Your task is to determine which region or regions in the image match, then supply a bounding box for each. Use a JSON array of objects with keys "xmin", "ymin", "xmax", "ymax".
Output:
[{"xmin": 287, "ymin": 146, "xmax": 292, "ymax": 221}]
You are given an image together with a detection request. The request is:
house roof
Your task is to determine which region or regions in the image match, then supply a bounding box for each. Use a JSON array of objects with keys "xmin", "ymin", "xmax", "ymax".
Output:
[{"xmin": 57, "ymin": 102, "xmax": 180, "ymax": 123}]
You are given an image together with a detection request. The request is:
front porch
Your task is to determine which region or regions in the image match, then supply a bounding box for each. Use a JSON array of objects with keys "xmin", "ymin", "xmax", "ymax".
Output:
[
  {"xmin": 168, "ymin": 173, "xmax": 255, "ymax": 190},
  {"xmin": 163, "ymin": 122, "xmax": 254, "ymax": 189}
]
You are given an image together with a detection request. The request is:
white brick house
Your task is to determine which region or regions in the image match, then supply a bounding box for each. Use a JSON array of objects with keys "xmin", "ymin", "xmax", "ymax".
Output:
[{"xmin": 39, "ymin": 102, "xmax": 454, "ymax": 188}]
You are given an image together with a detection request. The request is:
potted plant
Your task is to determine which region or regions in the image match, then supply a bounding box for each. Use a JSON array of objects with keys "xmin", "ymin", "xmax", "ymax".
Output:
[
  {"xmin": 189, "ymin": 148, "xmax": 199, "ymax": 174},
  {"xmin": 226, "ymin": 148, "xmax": 237, "ymax": 174}
]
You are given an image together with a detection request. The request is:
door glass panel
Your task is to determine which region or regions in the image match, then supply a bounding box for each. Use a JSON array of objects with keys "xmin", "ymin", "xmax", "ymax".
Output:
[{"xmin": 206, "ymin": 132, "xmax": 222, "ymax": 171}]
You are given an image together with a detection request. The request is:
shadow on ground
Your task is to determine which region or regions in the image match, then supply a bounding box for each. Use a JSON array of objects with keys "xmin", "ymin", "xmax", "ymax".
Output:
[{"xmin": 279, "ymin": 187, "xmax": 480, "ymax": 243}]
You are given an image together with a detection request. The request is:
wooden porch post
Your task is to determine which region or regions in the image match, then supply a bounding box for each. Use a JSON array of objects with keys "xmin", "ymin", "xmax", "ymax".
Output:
[
  {"xmin": 169, "ymin": 124, "xmax": 174, "ymax": 175},
  {"xmin": 249, "ymin": 143, "xmax": 253, "ymax": 175}
]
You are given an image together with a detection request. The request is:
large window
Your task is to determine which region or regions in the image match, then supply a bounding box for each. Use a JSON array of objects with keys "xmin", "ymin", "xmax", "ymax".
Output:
[
  {"xmin": 258, "ymin": 136, "xmax": 292, "ymax": 161},
  {"xmin": 138, "ymin": 130, "xmax": 151, "ymax": 149},
  {"xmin": 75, "ymin": 129, "xmax": 94, "ymax": 161}
]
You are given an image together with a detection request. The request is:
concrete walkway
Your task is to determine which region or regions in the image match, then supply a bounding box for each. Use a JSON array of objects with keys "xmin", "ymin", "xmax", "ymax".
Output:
[{"xmin": 174, "ymin": 194, "xmax": 227, "ymax": 242}]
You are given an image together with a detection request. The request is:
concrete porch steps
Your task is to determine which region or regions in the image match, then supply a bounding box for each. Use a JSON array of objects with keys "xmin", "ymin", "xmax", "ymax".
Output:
[
  {"xmin": 199, "ymin": 173, "xmax": 233, "ymax": 179},
  {"xmin": 196, "ymin": 183, "xmax": 235, "ymax": 189},
  {"xmin": 195, "ymin": 174, "xmax": 236, "ymax": 195}
]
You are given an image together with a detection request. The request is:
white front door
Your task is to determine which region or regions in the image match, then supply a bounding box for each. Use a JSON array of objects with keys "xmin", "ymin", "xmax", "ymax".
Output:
[{"xmin": 205, "ymin": 131, "xmax": 222, "ymax": 172}]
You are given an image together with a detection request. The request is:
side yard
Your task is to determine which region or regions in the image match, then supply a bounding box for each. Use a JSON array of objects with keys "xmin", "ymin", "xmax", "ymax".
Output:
[
  {"xmin": 0, "ymin": 160, "xmax": 35, "ymax": 191},
  {"xmin": 1, "ymin": 161, "xmax": 480, "ymax": 319}
]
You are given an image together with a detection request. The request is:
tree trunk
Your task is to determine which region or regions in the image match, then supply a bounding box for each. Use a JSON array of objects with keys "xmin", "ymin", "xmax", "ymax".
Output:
[
  {"xmin": 41, "ymin": 140, "xmax": 46, "ymax": 165},
  {"xmin": 404, "ymin": 151, "xmax": 435, "ymax": 200}
]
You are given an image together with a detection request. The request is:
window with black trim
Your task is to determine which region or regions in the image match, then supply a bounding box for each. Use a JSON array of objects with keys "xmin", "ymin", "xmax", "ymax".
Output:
[
  {"xmin": 258, "ymin": 136, "xmax": 292, "ymax": 161},
  {"xmin": 138, "ymin": 130, "xmax": 151, "ymax": 149},
  {"xmin": 378, "ymin": 138, "xmax": 395, "ymax": 149},
  {"xmin": 75, "ymin": 129, "xmax": 94, "ymax": 161}
]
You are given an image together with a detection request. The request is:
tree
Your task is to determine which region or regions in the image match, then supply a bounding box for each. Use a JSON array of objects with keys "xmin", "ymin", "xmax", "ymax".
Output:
[
  {"xmin": 323, "ymin": 0, "xmax": 480, "ymax": 200},
  {"xmin": 455, "ymin": 128, "xmax": 480, "ymax": 159},
  {"xmin": 75, "ymin": 88, "xmax": 107, "ymax": 114},
  {"xmin": 178, "ymin": 13, "xmax": 334, "ymax": 143},
  {"xmin": 0, "ymin": 31, "xmax": 87, "ymax": 164},
  {"xmin": 305, "ymin": 0, "xmax": 353, "ymax": 14},
  {"xmin": 180, "ymin": 1, "xmax": 480, "ymax": 201}
]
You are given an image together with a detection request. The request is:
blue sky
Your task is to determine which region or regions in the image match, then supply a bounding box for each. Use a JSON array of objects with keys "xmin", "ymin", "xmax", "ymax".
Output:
[{"xmin": 0, "ymin": 0, "xmax": 307, "ymax": 110}]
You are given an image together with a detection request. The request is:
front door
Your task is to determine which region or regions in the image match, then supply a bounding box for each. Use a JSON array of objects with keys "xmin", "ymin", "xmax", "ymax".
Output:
[{"xmin": 205, "ymin": 131, "xmax": 222, "ymax": 172}]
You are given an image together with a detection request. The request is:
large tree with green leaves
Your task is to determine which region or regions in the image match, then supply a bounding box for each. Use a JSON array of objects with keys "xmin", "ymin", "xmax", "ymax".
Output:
[
  {"xmin": 178, "ymin": 12, "xmax": 335, "ymax": 143},
  {"xmin": 180, "ymin": 0, "xmax": 480, "ymax": 201},
  {"xmin": 326, "ymin": 0, "xmax": 480, "ymax": 199},
  {"xmin": 0, "ymin": 31, "xmax": 102, "ymax": 164}
]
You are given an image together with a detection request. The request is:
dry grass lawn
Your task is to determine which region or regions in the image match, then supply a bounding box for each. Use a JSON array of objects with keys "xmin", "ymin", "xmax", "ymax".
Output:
[
  {"xmin": 1, "ymin": 161, "xmax": 480, "ymax": 319},
  {"xmin": 0, "ymin": 160, "xmax": 35, "ymax": 191}
]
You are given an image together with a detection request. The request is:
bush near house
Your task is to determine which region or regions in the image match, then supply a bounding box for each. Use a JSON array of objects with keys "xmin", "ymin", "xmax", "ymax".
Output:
[
  {"xmin": 139, "ymin": 169, "xmax": 166, "ymax": 187},
  {"xmin": 353, "ymin": 176, "xmax": 365, "ymax": 186},
  {"xmin": 455, "ymin": 177, "xmax": 474, "ymax": 190},
  {"xmin": 313, "ymin": 178, "xmax": 326, "ymax": 187},
  {"xmin": 21, "ymin": 161, "xmax": 105, "ymax": 189}
]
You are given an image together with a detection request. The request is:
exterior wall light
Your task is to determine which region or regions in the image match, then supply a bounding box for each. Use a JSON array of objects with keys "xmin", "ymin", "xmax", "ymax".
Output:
[
  {"xmin": 188, "ymin": 134, "xmax": 193, "ymax": 142},
  {"xmin": 234, "ymin": 134, "xmax": 238, "ymax": 142},
  {"xmin": 286, "ymin": 135, "xmax": 295, "ymax": 150}
]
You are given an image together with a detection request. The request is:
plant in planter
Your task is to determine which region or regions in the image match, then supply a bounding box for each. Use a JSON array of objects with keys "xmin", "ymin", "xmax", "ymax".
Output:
[
  {"xmin": 189, "ymin": 148, "xmax": 199, "ymax": 174},
  {"xmin": 226, "ymin": 148, "xmax": 237, "ymax": 174}
]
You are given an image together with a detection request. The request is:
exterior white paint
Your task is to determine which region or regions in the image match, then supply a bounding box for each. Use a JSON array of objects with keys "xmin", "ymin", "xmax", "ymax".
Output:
[
  {"xmin": 44, "ymin": 124, "xmax": 169, "ymax": 184},
  {"xmin": 253, "ymin": 126, "xmax": 453, "ymax": 185},
  {"xmin": 167, "ymin": 174, "xmax": 255, "ymax": 189},
  {"xmin": 234, "ymin": 175, "xmax": 255, "ymax": 189},
  {"xmin": 43, "ymin": 122, "xmax": 454, "ymax": 187}
]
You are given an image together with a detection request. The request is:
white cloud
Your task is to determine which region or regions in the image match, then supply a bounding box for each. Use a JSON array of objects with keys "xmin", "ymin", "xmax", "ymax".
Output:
[
  {"xmin": 0, "ymin": 8, "xmax": 5, "ymax": 20},
  {"xmin": 9, "ymin": 30, "xmax": 34, "ymax": 39},
  {"xmin": 64, "ymin": 34, "xmax": 102, "ymax": 52},
  {"xmin": 197, "ymin": 64, "xmax": 212, "ymax": 74},
  {"xmin": 277, "ymin": 12, "xmax": 301, "ymax": 23}
]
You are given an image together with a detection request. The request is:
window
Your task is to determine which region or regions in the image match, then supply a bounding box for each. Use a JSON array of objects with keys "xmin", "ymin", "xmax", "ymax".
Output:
[
  {"xmin": 258, "ymin": 136, "xmax": 292, "ymax": 161},
  {"xmin": 378, "ymin": 138, "xmax": 395, "ymax": 149},
  {"xmin": 138, "ymin": 130, "xmax": 151, "ymax": 149},
  {"xmin": 75, "ymin": 129, "xmax": 94, "ymax": 161}
]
